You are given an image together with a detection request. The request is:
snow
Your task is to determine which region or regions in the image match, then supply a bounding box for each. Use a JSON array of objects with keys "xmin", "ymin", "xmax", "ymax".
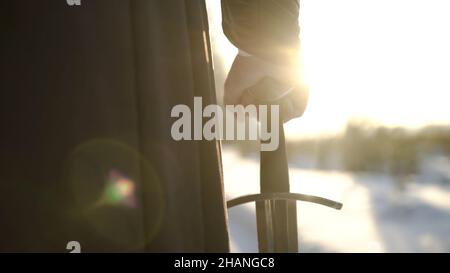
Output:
[{"xmin": 222, "ymin": 147, "xmax": 450, "ymax": 252}]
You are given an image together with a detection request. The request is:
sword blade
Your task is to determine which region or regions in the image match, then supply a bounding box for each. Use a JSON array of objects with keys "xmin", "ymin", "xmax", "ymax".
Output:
[{"xmin": 256, "ymin": 117, "xmax": 298, "ymax": 252}]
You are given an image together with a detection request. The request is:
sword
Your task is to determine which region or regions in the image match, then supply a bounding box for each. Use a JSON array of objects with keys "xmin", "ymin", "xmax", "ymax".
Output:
[{"xmin": 227, "ymin": 77, "xmax": 343, "ymax": 253}]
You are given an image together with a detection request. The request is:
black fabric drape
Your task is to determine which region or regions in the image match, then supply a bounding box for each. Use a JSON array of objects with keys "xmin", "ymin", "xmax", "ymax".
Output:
[{"xmin": 0, "ymin": 0, "xmax": 228, "ymax": 252}]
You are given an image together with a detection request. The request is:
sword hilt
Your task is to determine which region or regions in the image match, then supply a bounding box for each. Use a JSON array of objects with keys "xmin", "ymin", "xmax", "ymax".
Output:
[{"xmin": 226, "ymin": 77, "xmax": 342, "ymax": 253}]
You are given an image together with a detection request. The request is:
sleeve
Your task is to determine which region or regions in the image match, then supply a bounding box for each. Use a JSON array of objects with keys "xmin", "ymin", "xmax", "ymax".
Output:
[{"xmin": 221, "ymin": 0, "xmax": 300, "ymax": 66}]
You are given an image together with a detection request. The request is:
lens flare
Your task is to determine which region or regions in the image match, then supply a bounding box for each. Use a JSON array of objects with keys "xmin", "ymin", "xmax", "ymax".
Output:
[{"xmin": 100, "ymin": 169, "xmax": 136, "ymax": 208}]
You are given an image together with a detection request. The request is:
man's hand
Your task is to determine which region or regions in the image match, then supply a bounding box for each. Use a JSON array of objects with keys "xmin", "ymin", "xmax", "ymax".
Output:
[{"xmin": 224, "ymin": 53, "xmax": 309, "ymax": 122}]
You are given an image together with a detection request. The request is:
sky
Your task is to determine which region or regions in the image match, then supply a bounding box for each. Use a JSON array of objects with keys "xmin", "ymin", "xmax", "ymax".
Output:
[{"xmin": 207, "ymin": 0, "xmax": 450, "ymax": 139}]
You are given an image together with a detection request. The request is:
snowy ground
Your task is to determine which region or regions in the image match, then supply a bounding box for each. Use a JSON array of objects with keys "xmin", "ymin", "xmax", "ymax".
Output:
[{"xmin": 222, "ymin": 147, "xmax": 450, "ymax": 253}]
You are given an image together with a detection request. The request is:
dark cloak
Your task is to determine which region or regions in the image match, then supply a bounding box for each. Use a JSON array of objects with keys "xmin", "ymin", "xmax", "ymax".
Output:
[{"xmin": 0, "ymin": 0, "xmax": 227, "ymax": 252}]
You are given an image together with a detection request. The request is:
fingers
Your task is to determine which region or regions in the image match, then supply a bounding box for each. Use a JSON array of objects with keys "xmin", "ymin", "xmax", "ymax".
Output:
[
  {"xmin": 223, "ymin": 54, "xmax": 309, "ymax": 123},
  {"xmin": 279, "ymin": 84, "xmax": 309, "ymax": 122}
]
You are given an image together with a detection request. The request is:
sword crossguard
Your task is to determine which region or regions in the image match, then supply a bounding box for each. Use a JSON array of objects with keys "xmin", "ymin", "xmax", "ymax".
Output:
[{"xmin": 227, "ymin": 192, "xmax": 343, "ymax": 210}]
